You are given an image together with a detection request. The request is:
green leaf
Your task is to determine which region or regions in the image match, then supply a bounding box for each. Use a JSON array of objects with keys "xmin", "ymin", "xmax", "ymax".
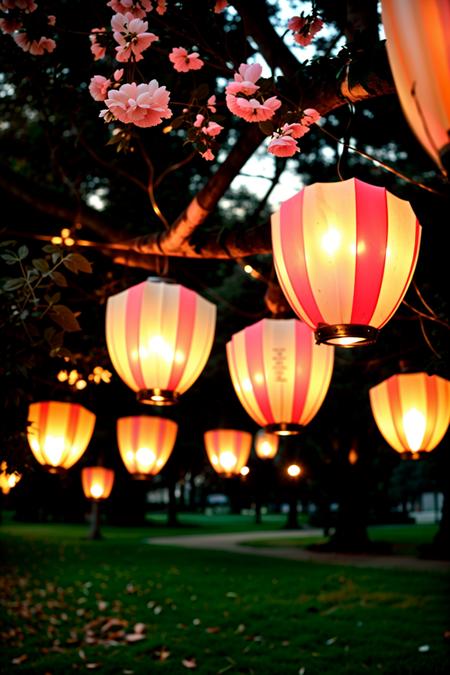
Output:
[
  {"xmin": 44, "ymin": 292, "xmax": 61, "ymax": 305},
  {"xmin": 171, "ymin": 116, "xmax": 185, "ymax": 130},
  {"xmin": 3, "ymin": 278, "xmax": 26, "ymax": 291},
  {"xmin": 49, "ymin": 305, "xmax": 81, "ymax": 332},
  {"xmin": 258, "ymin": 121, "xmax": 274, "ymax": 136},
  {"xmin": 63, "ymin": 253, "xmax": 92, "ymax": 274},
  {"xmin": 0, "ymin": 240, "xmax": 16, "ymax": 248},
  {"xmin": 50, "ymin": 271, "xmax": 68, "ymax": 287},
  {"xmin": 43, "ymin": 244, "xmax": 60, "ymax": 254},
  {"xmin": 18, "ymin": 245, "xmax": 29, "ymax": 260},
  {"xmin": 32, "ymin": 258, "xmax": 50, "ymax": 274},
  {"xmin": 0, "ymin": 253, "xmax": 18, "ymax": 264}
]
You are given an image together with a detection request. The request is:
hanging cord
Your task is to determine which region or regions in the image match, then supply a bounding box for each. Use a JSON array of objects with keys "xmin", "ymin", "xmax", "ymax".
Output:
[{"xmin": 336, "ymin": 101, "xmax": 356, "ymax": 181}]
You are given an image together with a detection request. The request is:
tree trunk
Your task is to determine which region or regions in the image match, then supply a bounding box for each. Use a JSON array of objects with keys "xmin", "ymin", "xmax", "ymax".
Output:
[
  {"xmin": 286, "ymin": 492, "xmax": 299, "ymax": 529},
  {"xmin": 167, "ymin": 479, "xmax": 179, "ymax": 527},
  {"xmin": 87, "ymin": 502, "xmax": 102, "ymax": 540}
]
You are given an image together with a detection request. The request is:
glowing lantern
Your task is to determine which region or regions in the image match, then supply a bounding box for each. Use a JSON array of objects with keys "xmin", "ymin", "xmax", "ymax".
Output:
[
  {"xmin": 287, "ymin": 464, "xmax": 301, "ymax": 478},
  {"xmin": 227, "ymin": 318, "xmax": 334, "ymax": 435},
  {"xmin": 369, "ymin": 373, "xmax": 450, "ymax": 456},
  {"xmin": 0, "ymin": 462, "xmax": 21, "ymax": 495},
  {"xmin": 271, "ymin": 178, "xmax": 421, "ymax": 346},
  {"xmin": 117, "ymin": 416, "xmax": 178, "ymax": 479},
  {"xmin": 82, "ymin": 467, "xmax": 115, "ymax": 501},
  {"xmin": 254, "ymin": 429, "xmax": 279, "ymax": 459},
  {"xmin": 381, "ymin": 0, "xmax": 450, "ymax": 172},
  {"xmin": 348, "ymin": 448, "xmax": 359, "ymax": 465},
  {"xmin": 204, "ymin": 429, "xmax": 252, "ymax": 477},
  {"xmin": 27, "ymin": 401, "xmax": 96, "ymax": 472},
  {"xmin": 106, "ymin": 278, "xmax": 216, "ymax": 405}
]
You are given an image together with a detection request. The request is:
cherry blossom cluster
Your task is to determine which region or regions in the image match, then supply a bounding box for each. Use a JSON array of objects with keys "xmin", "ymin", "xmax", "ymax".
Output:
[
  {"xmin": 267, "ymin": 109, "xmax": 321, "ymax": 157},
  {"xmin": 190, "ymin": 98, "xmax": 223, "ymax": 161},
  {"xmin": 0, "ymin": 0, "xmax": 56, "ymax": 55},
  {"xmin": 288, "ymin": 13, "xmax": 324, "ymax": 46},
  {"xmin": 225, "ymin": 63, "xmax": 282, "ymax": 123},
  {"xmin": 107, "ymin": 0, "xmax": 167, "ymax": 18}
]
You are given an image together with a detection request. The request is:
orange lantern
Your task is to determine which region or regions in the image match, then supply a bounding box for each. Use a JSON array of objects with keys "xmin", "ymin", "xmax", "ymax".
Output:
[
  {"xmin": 369, "ymin": 372, "xmax": 450, "ymax": 456},
  {"xmin": 254, "ymin": 429, "xmax": 279, "ymax": 459},
  {"xmin": 204, "ymin": 429, "xmax": 252, "ymax": 477},
  {"xmin": 0, "ymin": 462, "xmax": 21, "ymax": 495},
  {"xmin": 117, "ymin": 416, "xmax": 177, "ymax": 479},
  {"xmin": 106, "ymin": 278, "xmax": 216, "ymax": 405},
  {"xmin": 27, "ymin": 401, "xmax": 96, "ymax": 472},
  {"xmin": 271, "ymin": 179, "xmax": 421, "ymax": 346},
  {"xmin": 82, "ymin": 467, "xmax": 115, "ymax": 501},
  {"xmin": 381, "ymin": 0, "xmax": 450, "ymax": 173},
  {"xmin": 227, "ymin": 318, "xmax": 334, "ymax": 435}
]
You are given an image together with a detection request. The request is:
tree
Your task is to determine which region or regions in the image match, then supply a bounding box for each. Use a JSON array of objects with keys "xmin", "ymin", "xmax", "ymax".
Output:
[{"xmin": 0, "ymin": 0, "xmax": 448, "ymax": 551}]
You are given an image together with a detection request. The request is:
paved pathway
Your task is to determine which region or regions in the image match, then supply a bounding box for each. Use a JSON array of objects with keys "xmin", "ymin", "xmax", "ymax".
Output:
[{"xmin": 147, "ymin": 529, "xmax": 450, "ymax": 572}]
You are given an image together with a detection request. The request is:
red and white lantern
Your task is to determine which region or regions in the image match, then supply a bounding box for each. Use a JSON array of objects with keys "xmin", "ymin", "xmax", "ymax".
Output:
[
  {"xmin": 106, "ymin": 278, "xmax": 216, "ymax": 405},
  {"xmin": 271, "ymin": 179, "xmax": 421, "ymax": 346},
  {"xmin": 382, "ymin": 0, "xmax": 450, "ymax": 172},
  {"xmin": 27, "ymin": 401, "xmax": 96, "ymax": 472},
  {"xmin": 117, "ymin": 416, "xmax": 178, "ymax": 478},
  {"xmin": 254, "ymin": 429, "xmax": 279, "ymax": 459},
  {"xmin": 82, "ymin": 467, "xmax": 115, "ymax": 501},
  {"xmin": 370, "ymin": 372, "xmax": 450, "ymax": 456},
  {"xmin": 227, "ymin": 319, "xmax": 333, "ymax": 435},
  {"xmin": 204, "ymin": 429, "xmax": 252, "ymax": 476}
]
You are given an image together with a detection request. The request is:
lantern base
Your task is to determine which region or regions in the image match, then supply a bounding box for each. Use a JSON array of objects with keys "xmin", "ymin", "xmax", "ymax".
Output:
[
  {"xmin": 42, "ymin": 465, "xmax": 67, "ymax": 475},
  {"xmin": 315, "ymin": 324, "xmax": 378, "ymax": 347},
  {"xmin": 264, "ymin": 423, "xmax": 303, "ymax": 436},
  {"xmin": 131, "ymin": 473, "xmax": 153, "ymax": 480},
  {"xmin": 137, "ymin": 388, "xmax": 180, "ymax": 406}
]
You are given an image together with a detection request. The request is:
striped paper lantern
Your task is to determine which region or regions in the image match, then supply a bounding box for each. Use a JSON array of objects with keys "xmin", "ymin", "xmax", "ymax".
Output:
[
  {"xmin": 106, "ymin": 278, "xmax": 216, "ymax": 405},
  {"xmin": 271, "ymin": 179, "xmax": 421, "ymax": 347},
  {"xmin": 382, "ymin": 0, "xmax": 450, "ymax": 172},
  {"xmin": 117, "ymin": 416, "xmax": 177, "ymax": 478},
  {"xmin": 369, "ymin": 372, "xmax": 450, "ymax": 456},
  {"xmin": 82, "ymin": 467, "xmax": 115, "ymax": 501},
  {"xmin": 27, "ymin": 401, "xmax": 96, "ymax": 472},
  {"xmin": 254, "ymin": 429, "xmax": 279, "ymax": 459},
  {"xmin": 204, "ymin": 429, "xmax": 252, "ymax": 476},
  {"xmin": 227, "ymin": 319, "xmax": 334, "ymax": 435}
]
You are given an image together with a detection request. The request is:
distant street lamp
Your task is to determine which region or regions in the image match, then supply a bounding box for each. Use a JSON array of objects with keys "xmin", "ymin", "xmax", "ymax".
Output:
[
  {"xmin": 240, "ymin": 465, "xmax": 250, "ymax": 477},
  {"xmin": 106, "ymin": 278, "xmax": 216, "ymax": 405},
  {"xmin": 204, "ymin": 429, "xmax": 252, "ymax": 477},
  {"xmin": 254, "ymin": 429, "xmax": 279, "ymax": 460},
  {"xmin": 117, "ymin": 415, "xmax": 178, "ymax": 479},
  {"xmin": 0, "ymin": 462, "xmax": 21, "ymax": 495},
  {"xmin": 287, "ymin": 464, "xmax": 302, "ymax": 478},
  {"xmin": 369, "ymin": 372, "xmax": 450, "ymax": 457},
  {"xmin": 27, "ymin": 401, "xmax": 96, "ymax": 473},
  {"xmin": 81, "ymin": 466, "xmax": 115, "ymax": 540},
  {"xmin": 271, "ymin": 178, "xmax": 421, "ymax": 346},
  {"xmin": 382, "ymin": 0, "xmax": 450, "ymax": 173},
  {"xmin": 227, "ymin": 318, "xmax": 334, "ymax": 435}
]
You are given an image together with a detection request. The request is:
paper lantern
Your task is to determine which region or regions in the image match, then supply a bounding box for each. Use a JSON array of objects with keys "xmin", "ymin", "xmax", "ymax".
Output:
[
  {"xmin": 369, "ymin": 372, "xmax": 450, "ymax": 456},
  {"xmin": 0, "ymin": 462, "xmax": 21, "ymax": 495},
  {"xmin": 227, "ymin": 318, "xmax": 334, "ymax": 435},
  {"xmin": 27, "ymin": 401, "xmax": 96, "ymax": 472},
  {"xmin": 254, "ymin": 429, "xmax": 279, "ymax": 459},
  {"xmin": 82, "ymin": 467, "xmax": 115, "ymax": 501},
  {"xmin": 382, "ymin": 0, "xmax": 450, "ymax": 172},
  {"xmin": 106, "ymin": 278, "xmax": 216, "ymax": 405},
  {"xmin": 117, "ymin": 416, "xmax": 177, "ymax": 479},
  {"xmin": 204, "ymin": 429, "xmax": 252, "ymax": 476},
  {"xmin": 271, "ymin": 178, "xmax": 421, "ymax": 346}
]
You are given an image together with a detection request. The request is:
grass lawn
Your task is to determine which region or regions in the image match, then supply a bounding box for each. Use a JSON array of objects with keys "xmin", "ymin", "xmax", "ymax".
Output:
[
  {"xmin": 241, "ymin": 524, "xmax": 440, "ymax": 556},
  {"xmin": 1, "ymin": 519, "xmax": 449, "ymax": 675}
]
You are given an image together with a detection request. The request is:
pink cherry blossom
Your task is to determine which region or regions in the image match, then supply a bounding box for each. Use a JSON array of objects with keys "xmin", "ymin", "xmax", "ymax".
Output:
[
  {"xmin": 289, "ymin": 15, "xmax": 323, "ymax": 46},
  {"xmin": 302, "ymin": 108, "xmax": 320, "ymax": 125},
  {"xmin": 104, "ymin": 80, "xmax": 172, "ymax": 128},
  {"xmin": 89, "ymin": 75, "xmax": 112, "ymax": 102},
  {"xmin": 207, "ymin": 95, "xmax": 216, "ymax": 113},
  {"xmin": 13, "ymin": 32, "xmax": 56, "ymax": 55},
  {"xmin": 0, "ymin": 1, "xmax": 36, "ymax": 11},
  {"xmin": 226, "ymin": 94, "xmax": 281, "ymax": 122},
  {"xmin": 193, "ymin": 114, "xmax": 205, "ymax": 128},
  {"xmin": 280, "ymin": 122, "xmax": 309, "ymax": 138},
  {"xmin": 47, "ymin": 15, "xmax": 56, "ymax": 26},
  {"xmin": 113, "ymin": 68, "xmax": 124, "ymax": 81},
  {"xmin": 156, "ymin": 0, "xmax": 167, "ymax": 14},
  {"xmin": 202, "ymin": 121, "xmax": 223, "ymax": 137},
  {"xmin": 226, "ymin": 62, "xmax": 262, "ymax": 96},
  {"xmin": 214, "ymin": 0, "xmax": 228, "ymax": 13},
  {"xmin": 107, "ymin": 0, "xmax": 153, "ymax": 19},
  {"xmin": 287, "ymin": 16, "xmax": 306, "ymax": 32},
  {"xmin": 90, "ymin": 28, "xmax": 107, "ymax": 60},
  {"xmin": 201, "ymin": 149, "xmax": 215, "ymax": 161},
  {"xmin": 268, "ymin": 135, "xmax": 299, "ymax": 157},
  {"xmin": 169, "ymin": 47, "xmax": 204, "ymax": 73},
  {"xmin": 112, "ymin": 12, "xmax": 159, "ymax": 63},
  {"xmin": 0, "ymin": 17, "xmax": 22, "ymax": 33}
]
